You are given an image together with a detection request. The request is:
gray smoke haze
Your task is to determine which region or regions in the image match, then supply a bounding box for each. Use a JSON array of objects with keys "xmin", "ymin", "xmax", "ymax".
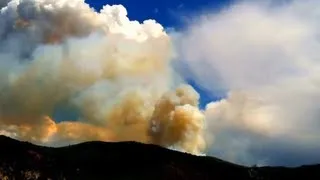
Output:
[{"xmin": 176, "ymin": 0, "xmax": 320, "ymax": 166}]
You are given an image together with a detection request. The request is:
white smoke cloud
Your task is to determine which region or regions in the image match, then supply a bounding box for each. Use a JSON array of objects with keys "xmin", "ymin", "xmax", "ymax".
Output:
[
  {"xmin": 0, "ymin": 0, "xmax": 205, "ymax": 155},
  {"xmin": 176, "ymin": 0, "xmax": 320, "ymax": 166}
]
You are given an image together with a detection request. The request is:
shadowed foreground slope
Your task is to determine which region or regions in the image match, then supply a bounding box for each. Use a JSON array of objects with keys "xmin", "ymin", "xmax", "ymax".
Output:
[{"xmin": 0, "ymin": 135, "xmax": 319, "ymax": 180}]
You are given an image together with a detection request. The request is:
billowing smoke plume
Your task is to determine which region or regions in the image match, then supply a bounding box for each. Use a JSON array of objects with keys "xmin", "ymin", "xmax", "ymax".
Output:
[
  {"xmin": 0, "ymin": 0, "xmax": 205, "ymax": 155},
  {"xmin": 177, "ymin": 0, "xmax": 320, "ymax": 166},
  {"xmin": 3, "ymin": 0, "xmax": 320, "ymax": 166}
]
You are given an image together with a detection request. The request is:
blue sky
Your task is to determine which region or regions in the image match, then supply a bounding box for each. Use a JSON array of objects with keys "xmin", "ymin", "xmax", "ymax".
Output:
[
  {"xmin": 85, "ymin": 0, "xmax": 232, "ymax": 28},
  {"xmin": 84, "ymin": 0, "xmax": 231, "ymax": 108}
]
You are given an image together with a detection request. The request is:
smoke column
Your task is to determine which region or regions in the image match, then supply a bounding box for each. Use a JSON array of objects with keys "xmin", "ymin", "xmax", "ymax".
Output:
[{"xmin": 0, "ymin": 0, "xmax": 206, "ymax": 155}]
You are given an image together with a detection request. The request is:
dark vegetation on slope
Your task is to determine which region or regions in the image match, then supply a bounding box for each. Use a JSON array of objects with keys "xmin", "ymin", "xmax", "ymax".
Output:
[{"xmin": 0, "ymin": 135, "xmax": 319, "ymax": 180}]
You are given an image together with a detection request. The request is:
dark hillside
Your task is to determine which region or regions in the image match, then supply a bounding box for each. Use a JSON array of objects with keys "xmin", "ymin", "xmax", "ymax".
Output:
[{"xmin": 0, "ymin": 135, "xmax": 319, "ymax": 180}]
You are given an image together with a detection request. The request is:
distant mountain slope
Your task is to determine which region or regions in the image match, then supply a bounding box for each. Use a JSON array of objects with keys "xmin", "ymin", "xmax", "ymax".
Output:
[{"xmin": 0, "ymin": 135, "xmax": 319, "ymax": 180}]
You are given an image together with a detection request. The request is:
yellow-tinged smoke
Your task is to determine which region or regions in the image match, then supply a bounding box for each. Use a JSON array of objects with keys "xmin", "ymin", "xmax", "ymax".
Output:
[{"xmin": 0, "ymin": 0, "xmax": 206, "ymax": 155}]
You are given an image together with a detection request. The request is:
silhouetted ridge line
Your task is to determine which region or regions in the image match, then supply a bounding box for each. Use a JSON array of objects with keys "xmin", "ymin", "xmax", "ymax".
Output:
[{"xmin": 0, "ymin": 135, "xmax": 319, "ymax": 180}]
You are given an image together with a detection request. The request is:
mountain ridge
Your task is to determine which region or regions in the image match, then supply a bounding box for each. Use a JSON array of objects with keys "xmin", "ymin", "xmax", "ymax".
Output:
[{"xmin": 0, "ymin": 135, "xmax": 319, "ymax": 180}]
